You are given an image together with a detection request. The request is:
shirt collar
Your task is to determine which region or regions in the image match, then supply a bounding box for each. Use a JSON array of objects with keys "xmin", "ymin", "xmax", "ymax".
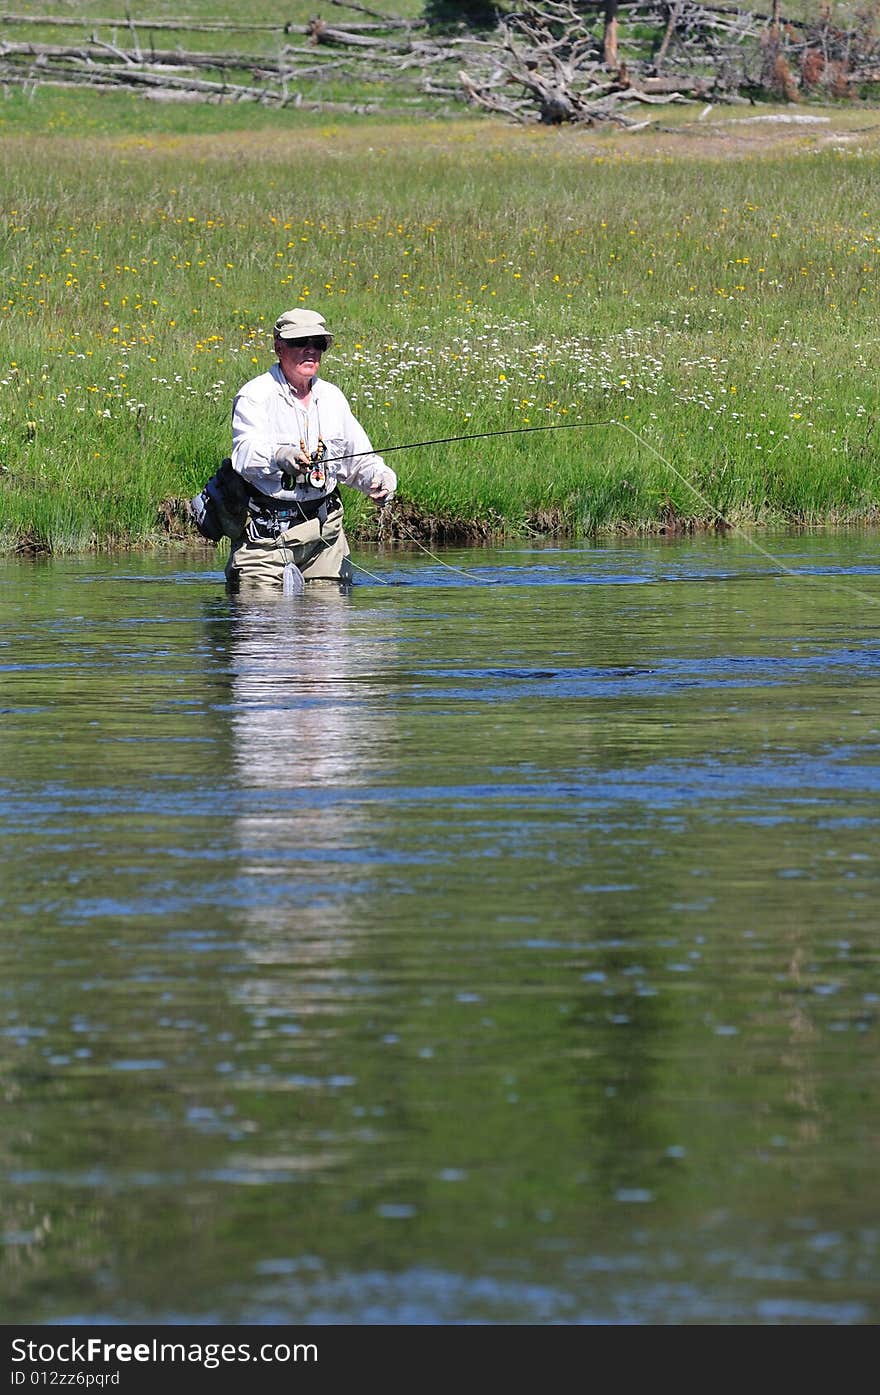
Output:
[{"xmin": 272, "ymin": 362, "xmax": 321, "ymax": 401}]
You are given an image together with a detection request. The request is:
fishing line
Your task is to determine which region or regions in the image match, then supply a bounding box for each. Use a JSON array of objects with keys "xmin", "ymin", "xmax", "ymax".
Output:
[
  {"xmin": 612, "ymin": 418, "xmax": 880, "ymax": 608},
  {"xmin": 348, "ymin": 555, "xmax": 391, "ymax": 585},
  {"xmin": 388, "ymin": 518, "xmax": 484, "ymax": 581},
  {"xmin": 352, "ymin": 509, "xmax": 482, "ymax": 583}
]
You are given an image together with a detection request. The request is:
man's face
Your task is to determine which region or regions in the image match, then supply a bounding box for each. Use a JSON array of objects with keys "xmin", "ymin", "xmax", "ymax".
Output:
[{"xmin": 276, "ymin": 336, "xmax": 326, "ymax": 383}]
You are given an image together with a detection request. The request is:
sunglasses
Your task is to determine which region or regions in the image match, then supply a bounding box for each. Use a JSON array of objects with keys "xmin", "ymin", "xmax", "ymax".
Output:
[{"xmin": 289, "ymin": 336, "xmax": 329, "ymax": 352}]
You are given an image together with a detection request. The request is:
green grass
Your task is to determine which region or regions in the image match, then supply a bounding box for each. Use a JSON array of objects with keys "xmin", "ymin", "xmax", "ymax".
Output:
[{"xmin": 2, "ymin": 92, "xmax": 880, "ymax": 552}]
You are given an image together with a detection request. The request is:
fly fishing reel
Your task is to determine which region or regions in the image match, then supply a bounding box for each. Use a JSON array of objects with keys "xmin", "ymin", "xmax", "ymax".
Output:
[
  {"xmin": 280, "ymin": 438, "xmax": 328, "ymax": 491},
  {"xmin": 307, "ymin": 438, "xmax": 328, "ymax": 490}
]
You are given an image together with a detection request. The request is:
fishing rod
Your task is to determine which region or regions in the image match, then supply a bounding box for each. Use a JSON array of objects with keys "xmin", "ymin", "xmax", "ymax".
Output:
[{"xmin": 325, "ymin": 417, "xmax": 613, "ymax": 467}]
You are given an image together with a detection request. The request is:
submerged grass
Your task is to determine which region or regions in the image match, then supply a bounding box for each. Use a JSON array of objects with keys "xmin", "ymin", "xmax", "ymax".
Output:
[{"xmin": 2, "ymin": 93, "xmax": 880, "ymax": 552}]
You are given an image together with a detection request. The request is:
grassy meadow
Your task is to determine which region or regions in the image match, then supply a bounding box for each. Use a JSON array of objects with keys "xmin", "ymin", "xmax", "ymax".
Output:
[{"xmin": 2, "ymin": 84, "xmax": 880, "ymax": 552}]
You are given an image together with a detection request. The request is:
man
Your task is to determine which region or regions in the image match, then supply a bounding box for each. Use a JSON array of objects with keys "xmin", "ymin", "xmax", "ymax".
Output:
[{"xmin": 225, "ymin": 307, "xmax": 396, "ymax": 592}]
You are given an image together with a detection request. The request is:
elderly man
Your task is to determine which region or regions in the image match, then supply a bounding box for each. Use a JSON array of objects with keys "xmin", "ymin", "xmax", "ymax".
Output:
[{"xmin": 223, "ymin": 307, "xmax": 396, "ymax": 592}]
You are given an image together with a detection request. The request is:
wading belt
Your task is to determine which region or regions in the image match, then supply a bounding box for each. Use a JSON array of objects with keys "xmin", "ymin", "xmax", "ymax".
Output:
[{"xmin": 246, "ymin": 486, "xmax": 341, "ymax": 536}]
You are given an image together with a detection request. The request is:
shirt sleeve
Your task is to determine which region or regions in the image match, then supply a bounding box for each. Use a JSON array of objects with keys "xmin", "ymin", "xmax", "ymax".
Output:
[{"xmin": 230, "ymin": 388, "xmax": 280, "ymax": 489}]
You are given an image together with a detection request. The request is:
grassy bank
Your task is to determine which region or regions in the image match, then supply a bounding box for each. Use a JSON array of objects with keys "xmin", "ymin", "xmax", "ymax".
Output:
[{"xmin": 2, "ymin": 90, "xmax": 880, "ymax": 552}]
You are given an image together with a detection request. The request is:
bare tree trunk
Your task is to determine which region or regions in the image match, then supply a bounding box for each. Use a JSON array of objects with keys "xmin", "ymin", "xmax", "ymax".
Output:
[
  {"xmin": 763, "ymin": 0, "xmax": 791, "ymax": 96},
  {"xmin": 603, "ymin": 0, "xmax": 619, "ymax": 68},
  {"xmin": 655, "ymin": 0, "xmax": 684, "ymax": 73}
]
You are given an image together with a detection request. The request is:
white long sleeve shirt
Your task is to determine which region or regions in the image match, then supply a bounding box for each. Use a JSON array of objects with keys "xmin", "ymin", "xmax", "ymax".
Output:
[{"xmin": 231, "ymin": 363, "xmax": 396, "ymax": 504}]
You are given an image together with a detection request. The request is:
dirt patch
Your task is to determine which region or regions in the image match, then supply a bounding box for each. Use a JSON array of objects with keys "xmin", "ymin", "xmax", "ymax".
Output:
[{"xmin": 631, "ymin": 111, "xmax": 880, "ymax": 160}]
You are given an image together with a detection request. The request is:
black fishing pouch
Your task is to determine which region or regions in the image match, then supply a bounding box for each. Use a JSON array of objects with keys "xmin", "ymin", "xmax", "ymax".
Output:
[{"xmin": 189, "ymin": 458, "xmax": 250, "ymax": 542}]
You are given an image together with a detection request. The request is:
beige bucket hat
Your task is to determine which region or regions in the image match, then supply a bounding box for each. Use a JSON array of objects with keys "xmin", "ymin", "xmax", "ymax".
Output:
[{"xmin": 273, "ymin": 307, "xmax": 334, "ymax": 345}]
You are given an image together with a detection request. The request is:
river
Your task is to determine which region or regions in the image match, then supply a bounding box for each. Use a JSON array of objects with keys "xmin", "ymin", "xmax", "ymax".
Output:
[{"xmin": 1, "ymin": 530, "xmax": 879, "ymax": 1324}]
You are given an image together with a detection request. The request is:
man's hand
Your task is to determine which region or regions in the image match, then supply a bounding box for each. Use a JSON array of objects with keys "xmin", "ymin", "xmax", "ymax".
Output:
[
  {"xmin": 275, "ymin": 444, "xmax": 310, "ymax": 471},
  {"xmin": 369, "ymin": 466, "xmax": 397, "ymax": 502},
  {"xmin": 275, "ymin": 443, "xmax": 311, "ymax": 489}
]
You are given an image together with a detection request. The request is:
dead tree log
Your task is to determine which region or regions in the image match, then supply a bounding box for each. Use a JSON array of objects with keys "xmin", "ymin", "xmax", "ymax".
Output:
[
  {"xmin": 0, "ymin": 13, "xmax": 289, "ymax": 32},
  {"xmin": 457, "ymin": 2, "xmax": 635, "ymax": 124},
  {"xmin": 0, "ymin": 59, "xmax": 282, "ymax": 100},
  {"xmin": 307, "ymin": 18, "xmax": 400, "ymax": 48},
  {"xmin": 17, "ymin": 38, "xmax": 383, "ymax": 73}
]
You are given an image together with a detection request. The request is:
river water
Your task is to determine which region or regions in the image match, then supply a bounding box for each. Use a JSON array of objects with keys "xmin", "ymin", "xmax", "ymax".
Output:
[{"xmin": 1, "ymin": 531, "xmax": 879, "ymax": 1325}]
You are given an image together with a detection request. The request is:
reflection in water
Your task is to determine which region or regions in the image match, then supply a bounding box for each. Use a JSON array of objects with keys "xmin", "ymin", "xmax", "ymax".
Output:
[
  {"xmin": 226, "ymin": 591, "xmax": 362, "ymax": 787},
  {"xmin": 221, "ymin": 591, "xmax": 371, "ymax": 994},
  {"xmin": 201, "ymin": 591, "xmax": 417, "ymax": 1221}
]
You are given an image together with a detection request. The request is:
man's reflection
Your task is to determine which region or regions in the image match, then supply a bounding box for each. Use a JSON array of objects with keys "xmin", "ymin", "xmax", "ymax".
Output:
[
  {"xmin": 185, "ymin": 592, "xmax": 411, "ymax": 1257},
  {"xmin": 210, "ymin": 588, "xmax": 394, "ymax": 1010}
]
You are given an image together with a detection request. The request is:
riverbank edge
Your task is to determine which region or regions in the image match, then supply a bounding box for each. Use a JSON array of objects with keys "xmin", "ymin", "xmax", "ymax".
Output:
[{"xmin": 7, "ymin": 493, "xmax": 880, "ymax": 558}]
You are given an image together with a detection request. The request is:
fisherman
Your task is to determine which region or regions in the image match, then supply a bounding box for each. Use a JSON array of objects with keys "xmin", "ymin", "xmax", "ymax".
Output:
[{"xmin": 223, "ymin": 307, "xmax": 396, "ymax": 592}]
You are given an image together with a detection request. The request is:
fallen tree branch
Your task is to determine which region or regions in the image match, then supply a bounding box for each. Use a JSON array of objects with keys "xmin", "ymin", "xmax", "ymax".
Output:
[
  {"xmin": 0, "ymin": 11, "xmax": 416, "ymax": 36},
  {"xmin": 0, "ymin": 39, "xmax": 351, "ymax": 75},
  {"xmin": 0, "ymin": 61, "xmax": 422, "ymax": 113},
  {"xmin": 0, "ymin": 58, "xmax": 279, "ymax": 98},
  {"xmin": 307, "ymin": 18, "xmax": 399, "ymax": 48},
  {"xmin": 0, "ymin": 12, "xmax": 288, "ymax": 31}
]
